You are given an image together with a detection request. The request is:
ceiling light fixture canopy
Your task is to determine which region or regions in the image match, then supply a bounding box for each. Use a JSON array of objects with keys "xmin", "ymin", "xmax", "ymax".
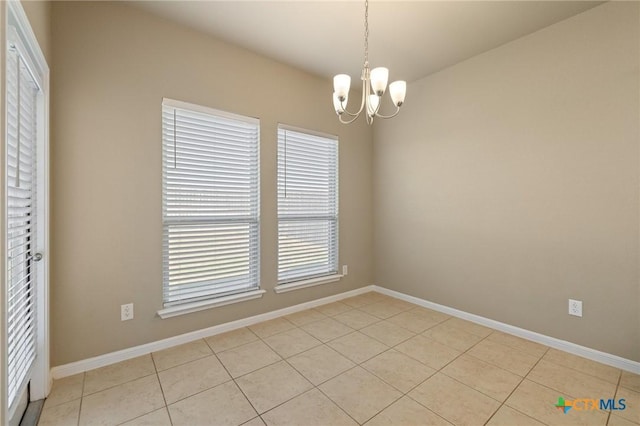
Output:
[{"xmin": 333, "ymin": 0, "xmax": 407, "ymax": 125}]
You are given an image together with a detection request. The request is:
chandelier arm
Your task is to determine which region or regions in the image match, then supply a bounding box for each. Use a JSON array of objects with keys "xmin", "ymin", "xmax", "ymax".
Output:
[
  {"xmin": 338, "ymin": 113, "xmax": 363, "ymax": 125},
  {"xmin": 374, "ymin": 106, "xmax": 402, "ymax": 120},
  {"xmin": 365, "ymin": 75, "xmax": 379, "ymax": 122},
  {"xmin": 338, "ymin": 106, "xmax": 359, "ymax": 117},
  {"xmin": 365, "ymin": 75, "xmax": 373, "ymax": 117},
  {"xmin": 338, "ymin": 78, "xmax": 367, "ymax": 117},
  {"xmin": 339, "ymin": 95, "xmax": 366, "ymax": 117},
  {"xmin": 367, "ymin": 102, "xmax": 375, "ymax": 124}
]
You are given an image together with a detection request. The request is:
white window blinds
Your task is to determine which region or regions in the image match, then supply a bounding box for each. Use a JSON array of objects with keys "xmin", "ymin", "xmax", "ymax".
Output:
[
  {"xmin": 6, "ymin": 36, "xmax": 40, "ymax": 408},
  {"xmin": 162, "ymin": 99, "xmax": 260, "ymax": 306},
  {"xmin": 277, "ymin": 126, "xmax": 338, "ymax": 284}
]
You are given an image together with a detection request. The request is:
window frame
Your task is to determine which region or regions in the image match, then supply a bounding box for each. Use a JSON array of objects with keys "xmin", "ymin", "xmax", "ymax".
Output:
[
  {"xmin": 158, "ymin": 99, "xmax": 263, "ymax": 318},
  {"xmin": 275, "ymin": 124, "xmax": 341, "ymax": 293}
]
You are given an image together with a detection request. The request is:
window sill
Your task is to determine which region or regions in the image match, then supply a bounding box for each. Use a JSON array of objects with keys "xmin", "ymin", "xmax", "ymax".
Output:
[
  {"xmin": 274, "ymin": 274, "xmax": 343, "ymax": 294},
  {"xmin": 157, "ymin": 289, "xmax": 266, "ymax": 319}
]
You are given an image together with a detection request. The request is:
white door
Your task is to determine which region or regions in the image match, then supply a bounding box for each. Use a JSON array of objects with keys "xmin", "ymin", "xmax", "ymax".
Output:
[{"xmin": 5, "ymin": 3, "xmax": 49, "ymax": 424}]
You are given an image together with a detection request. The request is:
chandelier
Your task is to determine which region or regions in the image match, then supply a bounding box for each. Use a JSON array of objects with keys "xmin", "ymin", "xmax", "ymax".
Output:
[{"xmin": 332, "ymin": 0, "xmax": 407, "ymax": 125}]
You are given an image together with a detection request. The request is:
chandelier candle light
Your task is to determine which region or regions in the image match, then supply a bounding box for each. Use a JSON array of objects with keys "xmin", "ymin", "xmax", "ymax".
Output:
[{"xmin": 333, "ymin": 0, "xmax": 407, "ymax": 125}]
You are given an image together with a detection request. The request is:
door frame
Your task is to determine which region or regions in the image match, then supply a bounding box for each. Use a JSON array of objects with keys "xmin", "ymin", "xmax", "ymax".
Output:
[{"xmin": 3, "ymin": 0, "xmax": 50, "ymax": 422}]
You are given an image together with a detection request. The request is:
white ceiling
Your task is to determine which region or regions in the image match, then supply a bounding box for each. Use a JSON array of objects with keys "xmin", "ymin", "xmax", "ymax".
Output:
[{"xmin": 131, "ymin": 1, "xmax": 603, "ymax": 83}]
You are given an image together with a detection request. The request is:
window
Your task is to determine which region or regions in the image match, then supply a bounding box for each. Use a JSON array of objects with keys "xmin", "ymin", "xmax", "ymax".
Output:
[
  {"xmin": 161, "ymin": 99, "xmax": 260, "ymax": 312},
  {"xmin": 277, "ymin": 125, "xmax": 339, "ymax": 288}
]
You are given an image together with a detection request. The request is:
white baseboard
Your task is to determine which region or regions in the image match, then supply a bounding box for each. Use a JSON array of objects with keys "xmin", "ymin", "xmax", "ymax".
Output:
[
  {"xmin": 51, "ymin": 285, "xmax": 374, "ymax": 379},
  {"xmin": 373, "ymin": 285, "xmax": 640, "ymax": 375},
  {"xmin": 52, "ymin": 283, "xmax": 639, "ymax": 379}
]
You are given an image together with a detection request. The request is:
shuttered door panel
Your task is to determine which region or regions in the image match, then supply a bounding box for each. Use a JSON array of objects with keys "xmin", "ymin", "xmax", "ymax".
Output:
[
  {"xmin": 6, "ymin": 45, "xmax": 39, "ymax": 408},
  {"xmin": 162, "ymin": 101, "xmax": 260, "ymax": 306},
  {"xmin": 277, "ymin": 127, "xmax": 338, "ymax": 284}
]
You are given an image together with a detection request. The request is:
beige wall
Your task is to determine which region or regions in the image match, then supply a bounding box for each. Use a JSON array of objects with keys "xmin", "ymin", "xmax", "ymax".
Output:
[
  {"xmin": 374, "ymin": 2, "xmax": 640, "ymax": 361},
  {"xmin": 50, "ymin": 1, "xmax": 373, "ymax": 366}
]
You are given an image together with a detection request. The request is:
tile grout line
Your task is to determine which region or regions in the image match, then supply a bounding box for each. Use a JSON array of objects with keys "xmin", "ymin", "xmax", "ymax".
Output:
[
  {"xmin": 432, "ymin": 332, "xmax": 502, "ymax": 401},
  {"xmin": 281, "ymin": 342, "xmax": 354, "ymax": 387},
  {"xmin": 149, "ymin": 347, "xmax": 173, "ymax": 426},
  {"xmin": 150, "ymin": 346, "xmax": 240, "ymax": 412},
  {"xmin": 246, "ymin": 332, "xmax": 312, "ymax": 414},
  {"xmin": 254, "ymin": 298, "xmax": 386, "ymax": 425},
  {"xmin": 350, "ymin": 313, "xmax": 488, "ymax": 425},
  {"xmin": 266, "ymin": 360, "xmax": 359, "ymax": 424},
  {"xmin": 271, "ymin": 298, "xmax": 407, "ymax": 424},
  {"xmin": 481, "ymin": 345, "xmax": 552, "ymax": 426},
  {"xmin": 540, "ymin": 350, "xmax": 624, "ymax": 386},
  {"xmin": 607, "ymin": 370, "xmax": 623, "ymax": 425},
  {"xmin": 151, "ymin": 340, "xmax": 240, "ymax": 416},
  {"xmin": 341, "ymin": 311, "xmax": 472, "ymax": 425},
  {"xmin": 207, "ymin": 336, "xmax": 265, "ymax": 421},
  {"xmin": 110, "ymin": 357, "xmax": 176, "ymax": 426},
  {"xmin": 76, "ymin": 372, "xmax": 86, "ymax": 426},
  {"xmin": 506, "ymin": 375, "xmax": 621, "ymax": 424},
  {"xmin": 235, "ymin": 322, "xmax": 351, "ymax": 420},
  {"xmin": 233, "ymin": 361, "xmax": 276, "ymax": 417},
  {"xmin": 399, "ymin": 325, "xmax": 497, "ymax": 425},
  {"xmin": 156, "ymin": 377, "xmax": 237, "ymax": 410},
  {"xmin": 79, "ymin": 371, "xmax": 159, "ymax": 398},
  {"xmin": 354, "ymin": 345, "xmax": 442, "ymax": 425},
  {"xmin": 311, "ymin": 365, "xmax": 372, "ymax": 426},
  {"xmin": 393, "ymin": 319, "xmax": 561, "ymax": 425},
  {"xmin": 482, "ymin": 333, "xmax": 549, "ymax": 358},
  {"xmin": 77, "ymin": 355, "xmax": 159, "ymax": 399},
  {"xmin": 524, "ymin": 362, "xmax": 621, "ymax": 405}
]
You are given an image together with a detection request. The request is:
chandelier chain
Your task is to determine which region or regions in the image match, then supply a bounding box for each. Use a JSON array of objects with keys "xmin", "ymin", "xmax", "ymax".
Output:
[{"xmin": 364, "ymin": 0, "xmax": 369, "ymax": 67}]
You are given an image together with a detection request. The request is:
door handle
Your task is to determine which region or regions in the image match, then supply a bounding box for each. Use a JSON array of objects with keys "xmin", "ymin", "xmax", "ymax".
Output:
[{"xmin": 32, "ymin": 253, "xmax": 43, "ymax": 262}]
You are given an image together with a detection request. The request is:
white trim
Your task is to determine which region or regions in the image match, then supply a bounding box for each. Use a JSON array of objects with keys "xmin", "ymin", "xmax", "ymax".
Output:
[
  {"xmin": 277, "ymin": 123, "xmax": 338, "ymax": 141},
  {"xmin": 373, "ymin": 285, "xmax": 640, "ymax": 374},
  {"xmin": 52, "ymin": 286, "xmax": 374, "ymax": 379},
  {"xmin": 53, "ymin": 283, "xmax": 639, "ymax": 379},
  {"xmin": 30, "ymin": 40, "xmax": 50, "ymax": 403},
  {"xmin": 274, "ymin": 274, "xmax": 343, "ymax": 294},
  {"xmin": 7, "ymin": 1, "xmax": 46, "ymax": 77},
  {"xmin": 6, "ymin": 28, "xmax": 41, "ymax": 90},
  {"xmin": 162, "ymin": 97, "xmax": 259, "ymax": 125},
  {"xmin": 157, "ymin": 289, "xmax": 267, "ymax": 319}
]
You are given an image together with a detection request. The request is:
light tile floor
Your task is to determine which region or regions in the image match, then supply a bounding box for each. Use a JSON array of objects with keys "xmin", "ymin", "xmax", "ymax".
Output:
[{"xmin": 39, "ymin": 292, "xmax": 640, "ymax": 426}]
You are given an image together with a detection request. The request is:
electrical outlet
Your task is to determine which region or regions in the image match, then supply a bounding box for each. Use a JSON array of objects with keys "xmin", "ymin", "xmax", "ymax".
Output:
[
  {"xmin": 342, "ymin": 265, "xmax": 348, "ymax": 276},
  {"xmin": 121, "ymin": 303, "xmax": 134, "ymax": 321},
  {"xmin": 568, "ymin": 299, "xmax": 582, "ymax": 317}
]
